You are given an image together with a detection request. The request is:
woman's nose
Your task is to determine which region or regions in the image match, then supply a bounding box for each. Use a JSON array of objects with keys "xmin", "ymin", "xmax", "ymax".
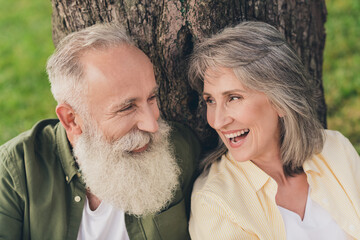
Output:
[{"xmin": 210, "ymin": 106, "xmax": 233, "ymax": 130}]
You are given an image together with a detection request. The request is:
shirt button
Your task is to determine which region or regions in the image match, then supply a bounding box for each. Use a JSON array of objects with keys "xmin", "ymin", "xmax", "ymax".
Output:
[
  {"xmin": 74, "ymin": 196, "xmax": 81, "ymax": 202},
  {"xmin": 65, "ymin": 176, "xmax": 69, "ymax": 181}
]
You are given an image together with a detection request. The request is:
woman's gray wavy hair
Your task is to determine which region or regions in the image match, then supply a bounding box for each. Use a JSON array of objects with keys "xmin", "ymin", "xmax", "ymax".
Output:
[
  {"xmin": 189, "ymin": 21, "xmax": 324, "ymax": 175},
  {"xmin": 46, "ymin": 23, "xmax": 134, "ymax": 116}
]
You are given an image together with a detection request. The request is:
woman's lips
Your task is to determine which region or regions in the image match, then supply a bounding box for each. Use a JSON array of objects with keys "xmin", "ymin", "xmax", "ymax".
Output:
[{"xmin": 222, "ymin": 129, "xmax": 250, "ymax": 148}]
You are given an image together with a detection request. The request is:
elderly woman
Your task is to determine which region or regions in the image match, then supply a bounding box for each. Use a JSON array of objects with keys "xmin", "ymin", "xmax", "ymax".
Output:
[{"xmin": 188, "ymin": 21, "xmax": 360, "ymax": 239}]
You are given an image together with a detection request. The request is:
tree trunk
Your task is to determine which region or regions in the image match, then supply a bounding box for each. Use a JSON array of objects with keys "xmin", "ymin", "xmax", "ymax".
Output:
[{"xmin": 51, "ymin": 0, "xmax": 327, "ymax": 149}]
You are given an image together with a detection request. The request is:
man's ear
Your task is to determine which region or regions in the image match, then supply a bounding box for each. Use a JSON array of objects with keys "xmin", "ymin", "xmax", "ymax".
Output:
[{"xmin": 56, "ymin": 103, "xmax": 83, "ymax": 142}]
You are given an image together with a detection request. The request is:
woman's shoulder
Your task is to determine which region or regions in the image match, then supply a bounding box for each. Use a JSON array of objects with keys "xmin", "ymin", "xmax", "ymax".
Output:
[
  {"xmin": 323, "ymin": 129, "xmax": 348, "ymax": 142},
  {"xmin": 190, "ymin": 160, "xmax": 239, "ymax": 221},
  {"xmin": 192, "ymin": 160, "xmax": 227, "ymax": 196},
  {"xmin": 191, "ymin": 155, "xmax": 256, "ymax": 207},
  {"xmin": 310, "ymin": 129, "xmax": 359, "ymax": 174},
  {"xmin": 320, "ymin": 129, "xmax": 357, "ymax": 157}
]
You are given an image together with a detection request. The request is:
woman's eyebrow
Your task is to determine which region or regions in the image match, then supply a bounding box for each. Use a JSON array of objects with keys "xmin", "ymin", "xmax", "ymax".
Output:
[{"xmin": 203, "ymin": 89, "xmax": 246, "ymax": 96}]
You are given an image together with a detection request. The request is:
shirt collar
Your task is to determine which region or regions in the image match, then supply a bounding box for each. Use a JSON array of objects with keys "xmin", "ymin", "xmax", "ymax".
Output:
[
  {"xmin": 303, "ymin": 154, "xmax": 322, "ymax": 175},
  {"xmin": 225, "ymin": 152, "xmax": 272, "ymax": 192},
  {"xmin": 55, "ymin": 122, "xmax": 80, "ymax": 184}
]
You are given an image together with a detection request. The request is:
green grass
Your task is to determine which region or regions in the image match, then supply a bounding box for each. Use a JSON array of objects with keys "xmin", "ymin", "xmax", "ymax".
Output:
[
  {"xmin": 323, "ymin": 0, "xmax": 360, "ymax": 153},
  {"xmin": 0, "ymin": 0, "xmax": 359, "ymax": 155},
  {"xmin": 0, "ymin": 0, "xmax": 56, "ymax": 143}
]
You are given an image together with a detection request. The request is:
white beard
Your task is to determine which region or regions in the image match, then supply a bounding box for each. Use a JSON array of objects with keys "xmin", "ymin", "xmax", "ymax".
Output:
[{"xmin": 73, "ymin": 119, "xmax": 180, "ymax": 216}]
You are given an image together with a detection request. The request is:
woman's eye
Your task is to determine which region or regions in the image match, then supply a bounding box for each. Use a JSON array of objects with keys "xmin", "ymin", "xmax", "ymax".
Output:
[
  {"xmin": 229, "ymin": 95, "xmax": 242, "ymax": 102},
  {"xmin": 148, "ymin": 95, "xmax": 157, "ymax": 102}
]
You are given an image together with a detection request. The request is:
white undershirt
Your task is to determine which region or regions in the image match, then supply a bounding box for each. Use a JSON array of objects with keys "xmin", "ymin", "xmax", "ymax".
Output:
[
  {"xmin": 77, "ymin": 197, "xmax": 130, "ymax": 240},
  {"xmin": 278, "ymin": 189, "xmax": 350, "ymax": 240}
]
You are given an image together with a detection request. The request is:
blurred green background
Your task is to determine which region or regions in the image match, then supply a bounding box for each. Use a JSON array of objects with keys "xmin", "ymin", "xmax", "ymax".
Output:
[{"xmin": 0, "ymin": 0, "xmax": 359, "ymax": 153}]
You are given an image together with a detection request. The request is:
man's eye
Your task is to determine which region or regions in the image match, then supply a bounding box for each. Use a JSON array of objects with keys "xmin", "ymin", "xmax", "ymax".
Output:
[{"xmin": 119, "ymin": 104, "xmax": 133, "ymax": 112}]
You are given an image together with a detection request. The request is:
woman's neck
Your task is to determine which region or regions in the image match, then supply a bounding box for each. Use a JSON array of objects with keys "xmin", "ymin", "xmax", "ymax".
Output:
[{"xmin": 251, "ymin": 154, "xmax": 289, "ymax": 185}]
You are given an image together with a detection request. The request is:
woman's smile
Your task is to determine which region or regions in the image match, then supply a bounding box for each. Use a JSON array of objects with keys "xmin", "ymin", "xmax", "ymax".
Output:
[{"xmin": 203, "ymin": 67, "xmax": 282, "ymax": 164}]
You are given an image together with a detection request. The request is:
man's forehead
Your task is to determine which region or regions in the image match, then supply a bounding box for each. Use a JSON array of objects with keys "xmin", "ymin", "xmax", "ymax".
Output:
[
  {"xmin": 82, "ymin": 45, "xmax": 154, "ymax": 85},
  {"xmin": 81, "ymin": 44, "xmax": 149, "ymax": 62},
  {"xmin": 81, "ymin": 43, "xmax": 157, "ymax": 114}
]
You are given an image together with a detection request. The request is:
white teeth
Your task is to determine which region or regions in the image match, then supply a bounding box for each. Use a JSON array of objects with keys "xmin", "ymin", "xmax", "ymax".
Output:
[{"xmin": 224, "ymin": 129, "xmax": 249, "ymax": 139}]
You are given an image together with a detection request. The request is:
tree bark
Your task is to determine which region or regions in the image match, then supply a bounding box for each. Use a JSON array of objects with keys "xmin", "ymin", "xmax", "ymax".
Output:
[{"xmin": 51, "ymin": 0, "xmax": 327, "ymax": 149}]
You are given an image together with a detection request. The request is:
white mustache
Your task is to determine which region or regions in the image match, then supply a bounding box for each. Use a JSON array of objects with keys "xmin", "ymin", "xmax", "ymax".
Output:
[{"xmin": 114, "ymin": 129, "xmax": 153, "ymax": 152}]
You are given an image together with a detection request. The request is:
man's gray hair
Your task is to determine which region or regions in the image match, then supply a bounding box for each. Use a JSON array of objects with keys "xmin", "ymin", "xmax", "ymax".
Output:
[
  {"xmin": 189, "ymin": 21, "xmax": 324, "ymax": 175},
  {"xmin": 46, "ymin": 23, "xmax": 134, "ymax": 115}
]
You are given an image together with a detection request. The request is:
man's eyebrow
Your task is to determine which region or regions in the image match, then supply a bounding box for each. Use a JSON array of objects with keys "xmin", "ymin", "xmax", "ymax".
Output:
[
  {"xmin": 108, "ymin": 98, "xmax": 136, "ymax": 112},
  {"xmin": 109, "ymin": 85, "xmax": 159, "ymax": 112}
]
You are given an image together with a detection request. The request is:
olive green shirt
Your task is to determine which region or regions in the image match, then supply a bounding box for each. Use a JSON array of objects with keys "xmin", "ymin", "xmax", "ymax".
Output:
[{"xmin": 0, "ymin": 119, "xmax": 200, "ymax": 240}]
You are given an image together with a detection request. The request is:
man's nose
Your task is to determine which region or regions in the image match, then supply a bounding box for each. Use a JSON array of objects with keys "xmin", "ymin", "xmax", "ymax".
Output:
[{"xmin": 137, "ymin": 103, "xmax": 159, "ymax": 133}]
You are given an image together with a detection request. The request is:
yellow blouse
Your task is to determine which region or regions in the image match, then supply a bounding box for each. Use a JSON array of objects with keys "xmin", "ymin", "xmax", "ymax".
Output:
[{"xmin": 189, "ymin": 130, "xmax": 360, "ymax": 239}]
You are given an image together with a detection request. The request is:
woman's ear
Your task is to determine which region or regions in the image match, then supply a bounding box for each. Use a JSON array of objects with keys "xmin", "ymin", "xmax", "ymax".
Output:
[
  {"xmin": 56, "ymin": 103, "xmax": 83, "ymax": 143},
  {"xmin": 268, "ymin": 99, "xmax": 285, "ymax": 117},
  {"xmin": 277, "ymin": 108, "xmax": 285, "ymax": 118}
]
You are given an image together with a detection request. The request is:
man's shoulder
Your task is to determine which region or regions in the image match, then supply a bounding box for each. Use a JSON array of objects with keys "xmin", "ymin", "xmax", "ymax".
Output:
[
  {"xmin": 168, "ymin": 122, "xmax": 201, "ymax": 153},
  {"xmin": 167, "ymin": 121, "xmax": 201, "ymax": 167},
  {"xmin": 168, "ymin": 121, "xmax": 195, "ymax": 139},
  {"xmin": 0, "ymin": 119, "xmax": 60, "ymax": 167},
  {"xmin": 0, "ymin": 119, "xmax": 63, "ymax": 204}
]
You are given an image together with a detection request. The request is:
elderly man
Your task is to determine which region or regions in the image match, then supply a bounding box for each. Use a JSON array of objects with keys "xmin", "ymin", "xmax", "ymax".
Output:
[{"xmin": 0, "ymin": 23, "xmax": 200, "ymax": 239}]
